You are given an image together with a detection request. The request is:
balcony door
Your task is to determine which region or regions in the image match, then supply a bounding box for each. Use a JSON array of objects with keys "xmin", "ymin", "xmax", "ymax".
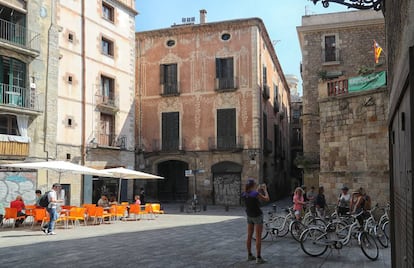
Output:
[
  {"xmin": 217, "ymin": 108, "xmax": 236, "ymax": 149},
  {"xmin": 99, "ymin": 113, "xmax": 114, "ymax": 146},
  {"xmin": 0, "ymin": 56, "xmax": 26, "ymax": 105},
  {"xmin": 161, "ymin": 112, "xmax": 179, "ymax": 151}
]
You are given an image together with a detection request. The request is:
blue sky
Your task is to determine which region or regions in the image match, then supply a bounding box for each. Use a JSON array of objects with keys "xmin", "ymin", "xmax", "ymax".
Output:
[{"xmin": 135, "ymin": 1, "xmax": 350, "ymax": 95}]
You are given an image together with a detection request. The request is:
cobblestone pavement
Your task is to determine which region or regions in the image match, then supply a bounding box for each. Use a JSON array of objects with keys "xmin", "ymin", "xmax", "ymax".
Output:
[{"xmin": 0, "ymin": 202, "xmax": 391, "ymax": 268}]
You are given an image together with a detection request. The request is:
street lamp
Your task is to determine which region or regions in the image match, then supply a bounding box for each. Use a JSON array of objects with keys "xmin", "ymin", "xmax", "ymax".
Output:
[{"xmin": 310, "ymin": 0, "xmax": 383, "ymax": 11}]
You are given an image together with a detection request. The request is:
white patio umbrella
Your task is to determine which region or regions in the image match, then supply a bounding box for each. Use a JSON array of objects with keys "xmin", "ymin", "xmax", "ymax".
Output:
[
  {"xmin": 103, "ymin": 167, "xmax": 163, "ymax": 202},
  {"xmin": 0, "ymin": 161, "xmax": 111, "ymax": 183}
]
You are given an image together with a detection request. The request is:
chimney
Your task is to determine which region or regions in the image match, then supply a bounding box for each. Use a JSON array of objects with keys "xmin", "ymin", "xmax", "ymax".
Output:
[{"xmin": 200, "ymin": 9, "xmax": 207, "ymax": 24}]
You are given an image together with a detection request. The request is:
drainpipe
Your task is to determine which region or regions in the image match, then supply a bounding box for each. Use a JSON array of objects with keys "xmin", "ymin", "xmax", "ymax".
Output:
[{"xmin": 81, "ymin": 0, "xmax": 86, "ymax": 165}]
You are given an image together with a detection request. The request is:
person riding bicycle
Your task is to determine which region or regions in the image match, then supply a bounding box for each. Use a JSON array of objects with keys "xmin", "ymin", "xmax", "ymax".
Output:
[
  {"xmin": 351, "ymin": 187, "xmax": 368, "ymax": 227},
  {"xmin": 241, "ymin": 178, "xmax": 269, "ymax": 264}
]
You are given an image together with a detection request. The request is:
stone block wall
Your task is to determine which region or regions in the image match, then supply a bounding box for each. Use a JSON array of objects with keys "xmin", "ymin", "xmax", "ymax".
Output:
[{"xmin": 319, "ymin": 89, "xmax": 389, "ymax": 204}]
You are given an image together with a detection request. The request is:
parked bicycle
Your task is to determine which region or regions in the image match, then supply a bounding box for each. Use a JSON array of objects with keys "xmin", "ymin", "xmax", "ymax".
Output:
[
  {"xmin": 186, "ymin": 194, "xmax": 201, "ymax": 213},
  {"xmin": 363, "ymin": 203, "xmax": 389, "ymax": 248},
  {"xmin": 300, "ymin": 211, "xmax": 379, "ymax": 261},
  {"xmin": 290, "ymin": 204, "xmax": 326, "ymax": 242},
  {"xmin": 253, "ymin": 207, "xmax": 295, "ymax": 240}
]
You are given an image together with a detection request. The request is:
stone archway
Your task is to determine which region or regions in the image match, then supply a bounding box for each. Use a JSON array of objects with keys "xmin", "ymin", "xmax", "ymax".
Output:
[
  {"xmin": 212, "ymin": 161, "xmax": 242, "ymax": 206},
  {"xmin": 157, "ymin": 160, "xmax": 189, "ymax": 202}
]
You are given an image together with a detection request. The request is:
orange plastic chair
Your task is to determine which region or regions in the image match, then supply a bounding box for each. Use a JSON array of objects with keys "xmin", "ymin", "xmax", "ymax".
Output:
[
  {"xmin": 94, "ymin": 207, "xmax": 112, "ymax": 224},
  {"xmin": 121, "ymin": 202, "xmax": 129, "ymax": 206},
  {"xmin": 151, "ymin": 203, "xmax": 164, "ymax": 215},
  {"xmin": 114, "ymin": 205, "xmax": 127, "ymax": 220},
  {"xmin": 66, "ymin": 207, "xmax": 87, "ymax": 227},
  {"xmin": 140, "ymin": 203, "xmax": 154, "ymax": 220},
  {"xmin": 31, "ymin": 208, "xmax": 47, "ymax": 229},
  {"xmin": 128, "ymin": 204, "xmax": 141, "ymax": 220},
  {"xmin": 3, "ymin": 208, "xmax": 26, "ymax": 228},
  {"xmin": 24, "ymin": 205, "xmax": 37, "ymax": 225}
]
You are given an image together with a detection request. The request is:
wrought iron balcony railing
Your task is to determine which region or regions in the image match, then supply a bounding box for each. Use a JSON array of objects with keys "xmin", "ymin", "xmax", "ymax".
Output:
[
  {"xmin": 97, "ymin": 132, "xmax": 126, "ymax": 149},
  {"xmin": 161, "ymin": 82, "xmax": 180, "ymax": 96},
  {"xmin": 0, "ymin": 18, "xmax": 40, "ymax": 52},
  {"xmin": 208, "ymin": 136, "xmax": 243, "ymax": 151},
  {"xmin": 95, "ymin": 90, "xmax": 119, "ymax": 110},
  {"xmin": 152, "ymin": 138, "xmax": 185, "ymax": 152},
  {"xmin": 215, "ymin": 77, "xmax": 238, "ymax": 91},
  {"xmin": 262, "ymin": 84, "xmax": 270, "ymax": 100},
  {"xmin": 0, "ymin": 83, "xmax": 43, "ymax": 111}
]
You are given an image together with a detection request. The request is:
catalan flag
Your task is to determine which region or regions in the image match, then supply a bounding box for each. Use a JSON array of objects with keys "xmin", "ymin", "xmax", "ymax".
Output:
[{"xmin": 374, "ymin": 40, "xmax": 383, "ymax": 64}]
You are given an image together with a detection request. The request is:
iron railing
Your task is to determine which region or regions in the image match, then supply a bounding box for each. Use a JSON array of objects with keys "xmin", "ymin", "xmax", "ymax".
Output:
[
  {"xmin": 97, "ymin": 132, "xmax": 126, "ymax": 149},
  {"xmin": 152, "ymin": 138, "xmax": 185, "ymax": 152},
  {"xmin": 208, "ymin": 136, "xmax": 243, "ymax": 151},
  {"xmin": 0, "ymin": 19, "xmax": 40, "ymax": 52},
  {"xmin": 262, "ymin": 84, "xmax": 270, "ymax": 99},
  {"xmin": 161, "ymin": 82, "xmax": 180, "ymax": 96},
  {"xmin": 0, "ymin": 83, "xmax": 43, "ymax": 111},
  {"xmin": 95, "ymin": 90, "xmax": 119, "ymax": 108},
  {"xmin": 215, "ymin": 77, "xmax": 238, "ymax": 91}
]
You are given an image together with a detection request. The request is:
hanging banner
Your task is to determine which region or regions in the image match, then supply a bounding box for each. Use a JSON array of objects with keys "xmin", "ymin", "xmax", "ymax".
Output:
[{"xmin": 348, "ymin": 71, "xmax": 386, "ymax": 92}]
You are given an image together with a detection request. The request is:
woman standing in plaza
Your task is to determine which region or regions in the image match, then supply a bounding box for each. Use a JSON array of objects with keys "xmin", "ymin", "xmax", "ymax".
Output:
[{"xmin": 241, "ymin": 178, "xmax": 269, "ymax": 264}]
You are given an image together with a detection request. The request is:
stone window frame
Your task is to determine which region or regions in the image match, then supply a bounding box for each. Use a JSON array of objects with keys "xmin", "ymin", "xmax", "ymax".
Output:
[
  {"xmin": 64, "ymin": 115, "xmax": 76, "ymax": 128},
  {"xmin": 165, "ymin": 39, "xmax": 176, "ymax": 48},
  {"xmin": 220, "ymin": 32, "xmax": 232, "ymax": 42},
  {"xmin": 322, "ymin": 33, "xmax": 340, "ymax": 66},
  {"xmin": 68, "ymin": 31, "xmax": 74, "ymax": 43},
  {"xmin": 101, "ymin": 35, "xmax": 115, "ymax": 57},
  {"xmin": 101, "ymin": 1, "xmax": 115, "ymax": 23}
]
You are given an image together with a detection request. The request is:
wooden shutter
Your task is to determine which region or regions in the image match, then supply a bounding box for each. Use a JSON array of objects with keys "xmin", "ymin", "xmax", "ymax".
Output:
[
  {"xmin": 160, "ymin": 64, "xmax": 165, "ymax": 84},
  {"xmin": 216, "ymin": 58, "xmax": 222, "ymax": 78},
  {"xmin": 217, "ymin": 108, "xmax": 236, "ymax": 148},
  {"xmin": 162, "ymin": 112, "xmax": 179, "ymax": 150}
]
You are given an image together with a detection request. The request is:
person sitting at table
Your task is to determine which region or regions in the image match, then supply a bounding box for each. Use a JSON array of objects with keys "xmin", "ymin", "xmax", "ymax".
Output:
[
  {"xmin": 109, "ymin": 196, "xmax": 118, "ymax": 206},
  {"xmin": 134, "ymin": 195, "xmax": 141, "ymax": 205},
  {"xmin": 10, "ymin": 195, "xmax": 27, "ymax": 227},
  {"xmin": 34, "ymin": 190, "xmax": 42, "ymax": 207},
  {"xmin": 97, "ymin": 195, "xmax": 109, "ymax": 207}
]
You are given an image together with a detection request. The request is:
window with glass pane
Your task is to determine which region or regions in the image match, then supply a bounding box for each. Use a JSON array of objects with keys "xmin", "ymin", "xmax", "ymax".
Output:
[
  {"xmin": 0, "ymin": 115, "xmax": 19, "ymax": 135},
  {"xmin": 325, "ymin": 35, "xmax": 336, "ymax": 62},
  {"xmin": 102, "ymin": 2, "xmax": 114, "ymax": 22},
  {"xmin": 102, "ymin": 38, "xmax": 114, "ymax": 56}
]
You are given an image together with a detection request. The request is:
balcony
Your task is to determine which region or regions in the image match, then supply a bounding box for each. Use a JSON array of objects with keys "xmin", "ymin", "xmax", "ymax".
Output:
[
  {"xmin": 264, "ymin": 139, "xmax": 273, "ymax": 155},
  {"xmin": 0, "ymin": 140, "xmax": 29, "ymax": 157},
  {"xmin": 327, "ymin": 78, "xmax": 348, "ymax": 96},
  {"xmin": 152, "ymin": 138, "xmax": 185, "ymax": 152},
  {"xmin": 0, "ymin": 83, "xmax": 43, "ymax": 113},
  {"xmin": 95, "ymin": 91, "xmax": 119, "ymax": 113},
  {"xmin": 161, "ymin": 82, "xmax": 180, "ymax": 96},
  {"xmin": 97, "ymin": 132, "xmax": 126, "ymax": 149},
  {"xmin": 262, "ymin": 84, "xmax": 270, "ymax": 100},
  {"xmin": 215, "ymin": 77, "xmax": 238, "ymax": 92},
  {"xmin": 0, "ymin": 18, "xmax": 40, "ymax": 55},
  {"xmin": 208, "ymin": 136, "xmax": 243, "ymax": 151}
]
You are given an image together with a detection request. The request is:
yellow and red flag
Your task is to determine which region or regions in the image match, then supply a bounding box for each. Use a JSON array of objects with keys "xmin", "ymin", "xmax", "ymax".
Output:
[{"xmin": 374, "ymin": 40, "xmax": 383, "ymax": 64}]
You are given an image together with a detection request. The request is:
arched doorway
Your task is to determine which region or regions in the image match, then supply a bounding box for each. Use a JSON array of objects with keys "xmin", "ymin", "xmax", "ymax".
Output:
[
  {"xmin": 212, "ymin": 161, "xmax": 242, "ymax": 206},
  {"xmin": 157, "ymin": 160, "xmax": 189, "ymax": 202}
]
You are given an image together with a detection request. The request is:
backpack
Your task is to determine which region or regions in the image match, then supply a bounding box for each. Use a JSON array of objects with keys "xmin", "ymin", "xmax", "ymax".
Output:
[
  {"xmin": 38, "ymin": 191, "xmax": 51, "ymax": 207},
  {"xmin": 363, "ymin": 195, "xmax": 372, "ymax": 211}
]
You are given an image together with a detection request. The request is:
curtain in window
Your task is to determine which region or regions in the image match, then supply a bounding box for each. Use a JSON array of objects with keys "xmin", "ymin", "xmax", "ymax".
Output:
[{"xmin": 16, "ymin": 114, "xmax": 28, "ymax": 139}]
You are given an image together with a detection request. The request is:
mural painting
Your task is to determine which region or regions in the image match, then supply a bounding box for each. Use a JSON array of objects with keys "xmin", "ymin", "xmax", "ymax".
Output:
[
  {"xmin": 0, "ymin": 172, "xmax": 37, "ymax": 210},
  {"xmin": 213, "ymin": 173, "xmax": 241, "ymax": 206}
]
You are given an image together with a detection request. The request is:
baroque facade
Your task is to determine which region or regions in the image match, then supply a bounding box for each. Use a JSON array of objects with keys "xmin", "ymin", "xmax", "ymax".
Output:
[
  {"xmin": 136, "ymin": 15, "xmax": 291, "ymax": 205},
  {"xmin": 297, "ymin": 10, "xmax": 389, "ymax": 203}
]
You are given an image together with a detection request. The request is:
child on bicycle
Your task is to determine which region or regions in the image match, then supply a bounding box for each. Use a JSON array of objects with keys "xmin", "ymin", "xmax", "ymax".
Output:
[{"xmin": 241, "ymin": 178, "xmax": 269, "ymax": 264}]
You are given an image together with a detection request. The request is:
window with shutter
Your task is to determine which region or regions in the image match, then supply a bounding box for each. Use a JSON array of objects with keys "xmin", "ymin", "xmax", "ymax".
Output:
[
  {"xmin": 215, "ymin": 58, "xmax": 234, "ymax": 89},
  {"xmin": 217, "ymin": 108, "xmax": 236, "ymax": 149},
  {"xmin": 162, "ymin": 112, "xmax": 179, "ymax": 151},
  {"xmin": 160, "ymin": 64, "xmax": 178, "ymax": 95}
]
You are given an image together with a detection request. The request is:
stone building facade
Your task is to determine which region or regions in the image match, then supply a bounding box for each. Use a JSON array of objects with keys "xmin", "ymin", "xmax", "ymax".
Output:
[
  {"xmin": 286, "ymin": 75, "xmax": 303, "ymax": 188},
  {"xmin": 297, "ymin": 10, "xmax": 389, "ymax": 203},
  {"xmin": 56, "ymin": 0, "xmax": 137, "ymax": 204},
  {"xmin": 136, "ymin": 16, "xmax": 291, "ymax": 205},
  {"xmin": 384, "ymin": 1, "xmax": 414, "ymax": 267},
  {"xmin": 0, "ymin": 1, "xmax": 59, "ymax": 207}
]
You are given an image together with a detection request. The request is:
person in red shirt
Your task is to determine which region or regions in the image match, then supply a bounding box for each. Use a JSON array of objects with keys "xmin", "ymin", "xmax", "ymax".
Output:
[{"xmin": 10, "ymin": 195, "xmax": 26, "ymax": 227}]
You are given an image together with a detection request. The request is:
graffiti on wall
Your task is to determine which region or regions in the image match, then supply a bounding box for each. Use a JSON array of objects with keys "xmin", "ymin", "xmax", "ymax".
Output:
[
  {"xmin": 0, "ymin": 172, "xmax": 37, "ymax": 211},
  {"xmin": 213, "ymin": 173, "xmax": 241, "ymax": 206}
]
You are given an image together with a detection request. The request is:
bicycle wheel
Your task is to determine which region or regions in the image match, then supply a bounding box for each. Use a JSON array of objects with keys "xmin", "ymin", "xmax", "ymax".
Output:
[
  {"xmin": 270, "ymin": 216, "xmax": 289, "ymax": 237},
  {"xmin": 290, "ymin": 220, "xmax": 306, "ymax": 242},
  {"xmin": 382, "ymin": 220, "xmax": 390, "ymax": 240},
  {"xmin": 309, "ymin": 217, "xmax": 327, "ymax": 229},
  {"xmin": 375, "ymin": 224, "xmax": 388, "ymax": 248},
  {"xmin": 252, "ymin": 223, "xmax": 269, "ymax": 241},
  {"xmin": 300, "ymin": 227, "xmax": 329, "ymax": 257},
  {"xmin": 359, "ymin": 232, "xmax": 379, "ymax": 261},
  {"xmin": 195, "ymin": 203, "xmax": 201, "ymax": 212},
  {"xmin": 326, "ymin": 220, "xmax": 348, "ymax": 240}
]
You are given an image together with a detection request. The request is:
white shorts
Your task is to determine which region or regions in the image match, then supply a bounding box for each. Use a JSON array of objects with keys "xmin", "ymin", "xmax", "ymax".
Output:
[{"xmin": 294, "ymin": 210, "xmax": 301, "ymax": 216}]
